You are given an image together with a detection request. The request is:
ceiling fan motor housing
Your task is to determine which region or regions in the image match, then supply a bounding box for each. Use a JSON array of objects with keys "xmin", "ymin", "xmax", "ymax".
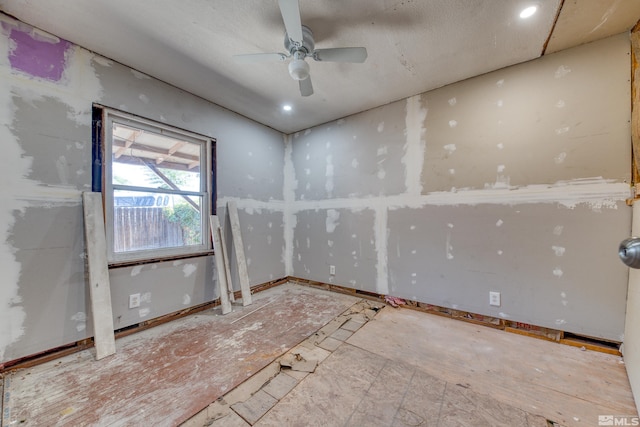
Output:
[{"xmin": 284, "ymin": 25, "xmax": 315, "ymax": 56}]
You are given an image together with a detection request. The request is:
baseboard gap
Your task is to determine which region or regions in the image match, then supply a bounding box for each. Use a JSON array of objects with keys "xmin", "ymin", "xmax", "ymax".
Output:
[
  {"xmin": 287, "ymin": 276, "xmax": 622, "ymax": 356},
  {"xmin": 1, "ymin": 276, "xmax": 290, "ymax": 373}
]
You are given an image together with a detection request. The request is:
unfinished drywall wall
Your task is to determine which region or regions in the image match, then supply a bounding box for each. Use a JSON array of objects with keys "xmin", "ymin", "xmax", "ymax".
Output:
[
  {"xmin": 624, "ymin": 203, "xmax": 640, "ymax": 410},
  {"xmin": 289, "ymin": 34, "xmax": 631, "ymax": 341},
  {"xmin": 0, "ymin": 14, "xmax": 285, "ymax": 363}
]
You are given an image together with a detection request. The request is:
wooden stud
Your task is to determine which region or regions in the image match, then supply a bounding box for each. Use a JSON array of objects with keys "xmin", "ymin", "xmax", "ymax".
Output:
[
  {"xmin": 210, "ymin": 215, "xmax": 232, "ymax": 314},
  {"xmin": 228, "ymin": 201, "xmax": 252, "ymax": 306},
  {"xmin": 82, "ymin": 192, "xmax": 116, "ymax": 360}
]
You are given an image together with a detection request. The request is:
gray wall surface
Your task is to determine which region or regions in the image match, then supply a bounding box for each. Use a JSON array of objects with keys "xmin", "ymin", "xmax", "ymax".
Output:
[
  {"xmin": 0, "ymin": 14, "xmax": 286, "ymax": 363},
  {"xmin": 0, "ymin": 13, "xmax": 633, "ymax": 364},
  {"xmin": 625, "ymin": 204, "xmax": 640, "ymax": 410},
  {"xmin": 288, "ymin": 34, "xmax": 632, "ymax": 341}
]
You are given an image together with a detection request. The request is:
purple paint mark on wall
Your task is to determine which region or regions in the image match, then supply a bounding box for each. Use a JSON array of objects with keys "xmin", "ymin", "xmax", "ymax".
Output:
[{"xmin": 8, "ymin": 27, "xmax": 70, "ymax": 81}]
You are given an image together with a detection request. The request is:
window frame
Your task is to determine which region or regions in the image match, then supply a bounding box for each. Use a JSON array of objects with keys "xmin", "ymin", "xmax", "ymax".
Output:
[{"xmin": 99, "ymin": 107, "xmax": 214, "ymax": 266}]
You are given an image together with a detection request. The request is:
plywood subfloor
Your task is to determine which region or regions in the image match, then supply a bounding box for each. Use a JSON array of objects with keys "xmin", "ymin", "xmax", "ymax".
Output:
[
  {"xmin": 243, "ymin": 307, "xmax": 635, "ymax": 427},
  {"xmin": 201, "ymin": 305, "xmax": 636, "ymax": 427},
  {"xmin": 1, "ymin": 283, "xmax": 360, "ymax": 426},
  {"xmin": 344, "ymin": 308, "xmax": 636, "ymax": 426}
]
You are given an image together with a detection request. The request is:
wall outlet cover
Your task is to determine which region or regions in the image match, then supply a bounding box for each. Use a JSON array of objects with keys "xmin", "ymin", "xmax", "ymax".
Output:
[
  {"xmin": 489, "ymin": 291, "xmax": 501, "ymax": 307},
  {"xmin": 129, "ymin": 293, "xmax": 141, "ymax": 309}
]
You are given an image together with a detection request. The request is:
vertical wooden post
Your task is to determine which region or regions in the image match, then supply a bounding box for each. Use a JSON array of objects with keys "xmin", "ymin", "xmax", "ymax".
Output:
[
  {"xmin": 228, "ymin": 201, "xmax": 252, "ymax": 306},
  {"xmin": 631, "ymin": 28, "xmax": 640, "ymax": 189},
  {"xmin": 82, "ymin": 192, "xmax": 116, "ymax": 360},
  {"xmin": 210, "ymin": 215, "xmax": 232, "ymax": 314},
  {"xmin": 219, "ymin": 217, "xmax": 235, "ymax": 303}
]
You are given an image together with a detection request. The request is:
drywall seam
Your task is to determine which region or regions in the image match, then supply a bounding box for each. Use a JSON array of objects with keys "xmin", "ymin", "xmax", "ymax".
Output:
[
  {"xmin": 216, "ymin": 197, "xmax": 286, "ymax": 212},
  {"xmin": 422, "ymin": 179, "xmax": 629, "ymax": 209},
  {"xmin": 402, "ymin": 95, "xmax": 428, "ymax": 195},
  {"xmin": 0, "ymin": 19, "xmax": 103, "ymax": 360},
  {"xmin": 282, "ymin": 134, "xmax": 297, "ymax": 276},
  {"xmin": 374, "ymin": 204, "xmax": 389, "ymax": 294},
  {"xmin": 287, "ymin": 179, "xmax": 628, "ymax": 212},
  {"xmin": 0, "ymin": 69, "xmax": 28, "ymax": 362}
]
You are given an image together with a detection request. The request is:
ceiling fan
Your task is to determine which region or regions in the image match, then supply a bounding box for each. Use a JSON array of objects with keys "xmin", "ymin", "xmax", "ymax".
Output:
[{"xmin": 233, "ymin": 0, "xmax": 368, "ymax": 97}]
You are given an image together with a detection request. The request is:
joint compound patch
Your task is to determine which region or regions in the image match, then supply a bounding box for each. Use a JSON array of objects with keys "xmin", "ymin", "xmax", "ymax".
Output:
[
  {"xmin": 554, "ymin": 65, "xmax": 572, "ymax": 78},
  {"xmin": 183, "ymin": 264, "xmax": 197, "ymax": 277},
  {"xmin": 326, "ymin": 209, "xmax": 340, "ymax": 233},
  {"xmin": 0, "ymin": 20, "xmax": 103, "ymax": 360},
  {"xmin": 402, "ymin": 95, "xmax": 427, "ymax": 195}
]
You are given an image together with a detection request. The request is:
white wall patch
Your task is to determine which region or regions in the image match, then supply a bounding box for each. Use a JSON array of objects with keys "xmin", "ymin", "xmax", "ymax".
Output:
[
  {"xmin": 183, "ymin": 263, "xmax": 197, "ymax": 277},
  {"xmin": 374, "ymin": 206, "xmax": 389, "ymax": 294},
  {"xmin": 554, "ymin": 152, "xmax": 567, "ymax": 164},
  {"xmin": 326, "ymin": 209, "xmax": 340, "ymax": 233},
  {"xmin": 402, "ymin": 95, "xmax": 428, "ymax": 195},
  {"xmin": 554, "ymin": 65, "xmax": 572, "ymax": 78},
  {"xmin": 446, "ymin": 233, "xmax": 454, "ymax": 260},
  {"xmin": 131, "ymin": 265, "xmax": 143, "ymax": 276},
  {"xmin": 443, "ymin": 144, "xmax": 457, "ymax": 155}
]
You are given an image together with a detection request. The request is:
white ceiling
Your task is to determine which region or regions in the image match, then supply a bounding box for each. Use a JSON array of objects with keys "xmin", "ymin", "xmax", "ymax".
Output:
[{"xmin": 1, "ymin": 1, "xmax": 639, "ymax": 134}]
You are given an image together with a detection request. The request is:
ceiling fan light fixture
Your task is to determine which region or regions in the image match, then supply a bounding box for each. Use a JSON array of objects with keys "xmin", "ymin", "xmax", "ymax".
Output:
[{"xmin": 288, "ymin": 58, "xmax": 310, "ymax": 81}]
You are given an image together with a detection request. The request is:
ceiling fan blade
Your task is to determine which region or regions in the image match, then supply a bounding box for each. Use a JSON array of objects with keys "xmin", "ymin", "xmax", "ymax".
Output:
[
  {"xmin": 299, "ymin": 76, "xmax": 313, "ymax": 97},
  {"xmin": 313, "ymin": 47, "xmax": 368, "ymax": 63},
  {"xmin": 233, "ymin": 53, "xmax": 289, "ymax": 64},
  {"xmin": 278, "ymin": 0, "xmax": 303, "ymax": 44}
]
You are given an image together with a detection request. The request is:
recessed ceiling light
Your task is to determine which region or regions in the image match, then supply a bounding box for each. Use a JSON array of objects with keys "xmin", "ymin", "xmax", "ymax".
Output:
[
  {"xmin": 282, "ymin": 104, "xmax": 292, "ymax": 112},
  {"xmin": 519, "ymin": 5, "xmax": 537, "ymax": 19}
]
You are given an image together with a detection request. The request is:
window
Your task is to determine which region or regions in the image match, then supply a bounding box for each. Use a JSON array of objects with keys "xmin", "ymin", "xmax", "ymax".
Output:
[{"xmin": 96, "ymin": 107, "xmax": 214, "ymax": 265}]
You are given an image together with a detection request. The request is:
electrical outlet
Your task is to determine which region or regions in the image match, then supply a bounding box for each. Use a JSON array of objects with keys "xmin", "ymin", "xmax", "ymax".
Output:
[
  {"xmin": 329, "ymin": 265, "xmax": 336, "ymax": 275},
  {"xmin": 489, "ymin": 291, "xmax": 501, "ymax": 307},
  {"xmin": 129, "ymin": 293, "xmax": 141, "ymax": 309}
]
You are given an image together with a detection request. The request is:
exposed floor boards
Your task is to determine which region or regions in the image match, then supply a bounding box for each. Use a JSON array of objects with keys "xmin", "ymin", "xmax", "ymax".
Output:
[
  {"xmin": 1, "ymin": 283, "xmax": 360, "ymax": 426},
  {"xmin": 2, "ymin": 283, "xmax": 637, "ymax": 426}
]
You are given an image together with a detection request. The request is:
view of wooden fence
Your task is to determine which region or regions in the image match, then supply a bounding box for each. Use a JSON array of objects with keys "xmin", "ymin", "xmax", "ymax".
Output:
[{"xmin": 113, "ymin": 207, "xmax": 184, "ymax": 252}]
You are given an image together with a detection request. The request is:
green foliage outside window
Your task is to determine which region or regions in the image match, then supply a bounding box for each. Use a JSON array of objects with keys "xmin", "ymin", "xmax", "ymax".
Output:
[{"xmin": 164, "ymin": 202, "xmax": 201, "ymax": 245}]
